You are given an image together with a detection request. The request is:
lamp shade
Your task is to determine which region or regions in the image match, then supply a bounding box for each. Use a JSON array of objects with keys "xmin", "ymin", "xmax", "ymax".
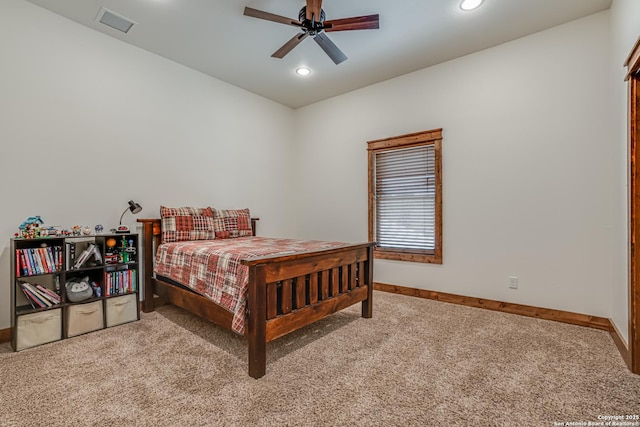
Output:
[{"xmin": 128, "ymin": 200, "xmax": 142, "ymax": 214}]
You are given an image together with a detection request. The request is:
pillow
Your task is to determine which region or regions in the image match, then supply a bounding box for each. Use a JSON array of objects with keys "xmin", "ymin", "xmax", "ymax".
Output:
[
  {"xmin": 160, "ymin": 206, "xmax": 216, "ymax": 243},
  {"xmin": 213, "ymin": 208, "xmax": 252, "ymax": 239}
]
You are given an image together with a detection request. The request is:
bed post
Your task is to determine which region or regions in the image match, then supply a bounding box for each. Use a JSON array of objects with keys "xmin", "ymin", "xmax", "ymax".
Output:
[
  {"xmin": 138, "ymin": 219, "xmax": 159, "ymax": 313},
  {"xmin": 246, "ymin": 264, "xmax": 267, "ymax": 379},
  {"xmin": 250, "ymin": 217, "xmax": 259, "ymax": 237},
  {"xmin": 362, "ymin": 244, "xmax": 374, "ymax": 318}
]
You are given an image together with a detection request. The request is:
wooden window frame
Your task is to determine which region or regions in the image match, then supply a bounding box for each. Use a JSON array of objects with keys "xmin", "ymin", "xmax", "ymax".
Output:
[{"xmin": 367, "ymin": 129, "xmax": 443, "ymax": 264}]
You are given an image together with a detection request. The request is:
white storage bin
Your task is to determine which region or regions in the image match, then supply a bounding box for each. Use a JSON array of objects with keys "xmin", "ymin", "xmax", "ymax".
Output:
[
  {"xmin": 16, "ymin": 309, "xmax": 62, "ymax": 351},
  {"xmin": 106, "ymin": 294, "xmax": 138, "ymax": 327},
  {"xmin": 66, "ymin": 301, "xmax": 104, "ymax": 337}
]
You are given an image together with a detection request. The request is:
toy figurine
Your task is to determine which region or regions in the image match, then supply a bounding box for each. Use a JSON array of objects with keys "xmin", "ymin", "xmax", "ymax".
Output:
[
  {"xmin": 95, "ymin": 224, "xmax": 104, "ymax": 234},
  {"xmin": 120, "ymin": 237, "xmax": 129, "ymax": 263},
  {"xmin": 82, "ymin": 226, "xmax": 91, "ymax": 236},
  {"xmin": 18, "ymin": 216, "xmax": 45, "ymax": 239},
  {"xmin": 72, "ymin": 225, "xmax": 81, "ymax": 236}
]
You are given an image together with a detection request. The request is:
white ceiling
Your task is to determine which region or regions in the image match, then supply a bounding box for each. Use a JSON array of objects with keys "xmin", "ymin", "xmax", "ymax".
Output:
[{"xmin": 25, "ymin": 0, "xmax": 612, "ymax": 109}]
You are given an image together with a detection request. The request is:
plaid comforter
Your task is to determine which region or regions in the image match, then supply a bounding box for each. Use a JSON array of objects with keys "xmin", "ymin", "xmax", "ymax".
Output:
[{"xmin": 154, "ymin": 237, "xmax": 347, "ymax": 334}]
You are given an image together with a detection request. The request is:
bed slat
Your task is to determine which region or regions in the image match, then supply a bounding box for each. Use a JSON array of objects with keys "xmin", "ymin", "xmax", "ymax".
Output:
[
  {"xmin": 341, "ymin": 265, "xmax": 349, "ymax": 293},
  {"xmin": 350, "ymin": 264, "xmax": 357, "ymax": 290},
  {"xmin": 266, "ymin": 282, "xmax": 278, "ymax": 320},
  {"xmin": 320, "ymin": 270, "xmax": 329, "ymax": 300},
  {"xmin": 282, "ymin": 279, "xmax": 292, "ymax": 314},
  {"xmin": 309, "ymin": 273, "xmax": 318, "ymax": 304},
  {"xmin": 295, "ymin": 275, "xmax": 306, "ymax": 309}
]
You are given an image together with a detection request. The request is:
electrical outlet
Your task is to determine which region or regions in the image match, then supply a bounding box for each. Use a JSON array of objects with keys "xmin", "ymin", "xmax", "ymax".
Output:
[{"xmin": 508, "ymin": 276, "xmax": 518, "ymax": 289}]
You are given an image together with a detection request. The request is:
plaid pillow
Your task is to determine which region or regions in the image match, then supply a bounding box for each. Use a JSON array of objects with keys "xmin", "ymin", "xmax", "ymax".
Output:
[
  {"xmin": 160, "ymin": 206, "xmax": 216, "ymax": 243},
  {"xmin": 213, "ymin": 208, "xmax": 253, "ymax": 239}
]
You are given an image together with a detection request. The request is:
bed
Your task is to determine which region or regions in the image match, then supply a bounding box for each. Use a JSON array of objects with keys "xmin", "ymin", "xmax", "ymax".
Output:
[{"xmin": 137, "ymin": 209, "xmax": 375, "ymax": 379}]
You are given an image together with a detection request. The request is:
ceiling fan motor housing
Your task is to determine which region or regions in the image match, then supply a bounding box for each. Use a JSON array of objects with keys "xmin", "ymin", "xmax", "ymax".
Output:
[{"xmin": 299, "ymin": 6, "xmax": 326, "ymax": 34}]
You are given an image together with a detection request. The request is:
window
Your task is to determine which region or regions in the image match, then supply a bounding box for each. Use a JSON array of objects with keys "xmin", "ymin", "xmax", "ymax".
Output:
[{"xmin": 367, "ymin": 129, "xmax": 442, "ymax": 264}]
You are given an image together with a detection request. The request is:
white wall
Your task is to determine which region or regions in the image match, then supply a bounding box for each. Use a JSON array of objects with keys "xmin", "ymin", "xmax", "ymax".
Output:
[
  {"xmin": 294, "ymin": 12, "xmax": 616, "ymax": 319},
  {"xmin": 609, "ymin": 0, "xmax": 640, "ymax": 345},
  {"xmin": 0, "ymin": 0, "xmax": 296, "ymax": 328}
]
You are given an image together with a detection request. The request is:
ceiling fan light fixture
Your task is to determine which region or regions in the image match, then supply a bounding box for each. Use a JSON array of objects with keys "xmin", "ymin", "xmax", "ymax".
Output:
[
  {"xmin": 296, "ymin": 67, "xmax": 311, "ymax": 76},
  {"xmin": 460, "ymin": 0, "xmax": 484, "ymax": 11}
]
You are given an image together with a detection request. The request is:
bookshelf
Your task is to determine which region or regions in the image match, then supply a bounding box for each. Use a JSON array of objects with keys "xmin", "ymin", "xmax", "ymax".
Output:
[{"xmin": 10, "ymin": 233, "xmax": 140, "ymax": 351}]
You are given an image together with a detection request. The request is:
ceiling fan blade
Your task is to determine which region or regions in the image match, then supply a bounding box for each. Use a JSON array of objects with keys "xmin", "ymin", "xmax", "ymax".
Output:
[
  {"xmin": 306, "ymin": 0, "xmax": 323, "ymax": 22},
  {"xmin": 244, "ymin": 7, "xmax": 301, "ymax": 27},
  {"xmin": 324, "ymin": 14, "xmax": 379, "ymax": 32},
  {"xmin": 313, "ymin": 32, "xmax": 347, "ymax": 65},
  {"xmin": 272, "ymin": 32, "xmax": 309, "ymax": 59}
]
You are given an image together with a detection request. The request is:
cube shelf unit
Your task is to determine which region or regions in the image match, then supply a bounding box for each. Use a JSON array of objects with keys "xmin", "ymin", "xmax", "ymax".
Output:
[{"xmin": 10, "ymin": 233, "xmax": 140, "ymax": 351}]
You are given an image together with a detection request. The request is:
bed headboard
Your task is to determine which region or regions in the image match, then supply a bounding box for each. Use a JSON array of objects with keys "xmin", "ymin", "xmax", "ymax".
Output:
[{"xmin": 137, "ymin": 217, "xmax": 260, "ymax": 246}]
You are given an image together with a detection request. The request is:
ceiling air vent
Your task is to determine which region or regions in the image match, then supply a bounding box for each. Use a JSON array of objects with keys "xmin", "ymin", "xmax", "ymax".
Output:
[{"xmin": 95, "ymin": 7, "xmax": 136, "ymax": 34}]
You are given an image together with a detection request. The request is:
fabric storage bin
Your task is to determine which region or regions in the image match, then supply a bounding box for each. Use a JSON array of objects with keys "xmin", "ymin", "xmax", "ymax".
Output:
[
  {"xmin": 66, "ymin": 300, "xmax": 104, "ymax": 337},
  {"xmin": 106, "ymin": 294, "xmax": 138, "ymax": 327},
  {"xmin": 16, "ymin": 309, "xmax": 62, "ymax": 351}
]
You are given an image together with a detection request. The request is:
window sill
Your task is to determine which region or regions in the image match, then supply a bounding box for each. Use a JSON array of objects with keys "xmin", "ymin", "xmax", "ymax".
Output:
[{"xmin": 374, "ymin": 248, "xmax": 442, "ymax": 264}]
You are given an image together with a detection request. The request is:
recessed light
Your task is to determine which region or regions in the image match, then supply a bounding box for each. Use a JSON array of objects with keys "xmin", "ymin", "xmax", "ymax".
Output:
[
  {"xmin": 296, "ymin": 67, "xmax": 311, "ymax": 76},
  {"xmin": 460, "ymin": 0, "xmax": 483, "ymax": 11}
]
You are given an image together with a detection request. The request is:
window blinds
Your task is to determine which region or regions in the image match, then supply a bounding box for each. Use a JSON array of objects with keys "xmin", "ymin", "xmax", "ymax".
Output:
[{"xmin": 375, "ymin": 145, "xmax": 435, "ymax": 251}]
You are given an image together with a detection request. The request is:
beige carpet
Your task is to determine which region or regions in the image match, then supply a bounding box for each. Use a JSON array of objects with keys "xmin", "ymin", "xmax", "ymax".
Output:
[{"xmin": 0, "ymin": 291, "xmax": 638, "ymax": 427}]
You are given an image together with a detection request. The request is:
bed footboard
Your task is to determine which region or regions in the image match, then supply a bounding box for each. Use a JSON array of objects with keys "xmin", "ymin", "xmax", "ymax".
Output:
[{"xmin": 243, "ymin": 243, "xmax": 375, "ymax": 378}]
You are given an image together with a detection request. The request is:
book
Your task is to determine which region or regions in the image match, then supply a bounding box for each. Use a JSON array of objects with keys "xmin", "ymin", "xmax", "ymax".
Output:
[
  {"xmin": 22, "ymin": 283, "xmax": 52, "ymax": 307},
  {"xmin": 54, "ymin": 246, "xmax": 63, "ymax": 271},
  {"xmin": 18, "ymin": 250, "xmax": 29, "ymax": 276},
  {"xmin": 38, "ymin": 248, "xmax": 51, "ymax": 273},
  {"xmin": 22, "ymin": 250, "xmax": 31, "ymax": 275},
  {"xmin": 22, "ymin": 287, "xmax": 45, "ymax": 308},
  {"xmin": 18, "ymin": 283, "xmax": 36, "ymax": 309},
  {"xmin": 73, "ymin": 244, "xmax": 96, "ymax": 269},
  {"xmin": 15, "ymin": 250, "xmax": 20, "ymax": 278},
  {"xmin": 35, "ymin": 284, "xmax": 61, "ymax": 304},
  {"xmin": 21, "ymin": 250, "xmax": 32, "ymax": 276},
  {"xmin": 45, "ymin": 247, "xmax": 56, "ymax": 272},
  {"xmin": 34, "ymin": 248, "xmax": 45, "ymax": 274},
  {"xmin": 27, "ymin": 249, "xmax": 40, "ymax": 275},
  {"xmin": 19, "ymin": 283, "xmax": 47, "ymax": 308},
  {"xmin": 66, "ymin": 242, "xmax": 76, "ymax": 270}
]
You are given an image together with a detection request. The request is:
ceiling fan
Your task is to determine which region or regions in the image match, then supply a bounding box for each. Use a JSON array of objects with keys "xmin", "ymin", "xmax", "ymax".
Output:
[{"xmin": 244, "ymin": 0, "xmax": 379, "ymax": 65}]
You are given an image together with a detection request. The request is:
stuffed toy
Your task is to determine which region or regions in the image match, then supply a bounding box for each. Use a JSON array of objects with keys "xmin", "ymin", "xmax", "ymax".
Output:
[{"xmin": 65, "ymin": 276, "xmax": 94, "ymax": 302}]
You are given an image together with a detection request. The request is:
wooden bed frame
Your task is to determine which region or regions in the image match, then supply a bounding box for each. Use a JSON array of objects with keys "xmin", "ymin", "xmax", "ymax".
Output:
[{"xmin": 138, "ymin": 218, "xmax": 375, "ymax": 378}]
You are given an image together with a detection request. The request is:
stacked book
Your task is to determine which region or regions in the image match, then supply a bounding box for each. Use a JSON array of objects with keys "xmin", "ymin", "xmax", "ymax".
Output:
[{"xmin": 18, "ymin": 282, "xmax": 61, "ymax": 309}]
